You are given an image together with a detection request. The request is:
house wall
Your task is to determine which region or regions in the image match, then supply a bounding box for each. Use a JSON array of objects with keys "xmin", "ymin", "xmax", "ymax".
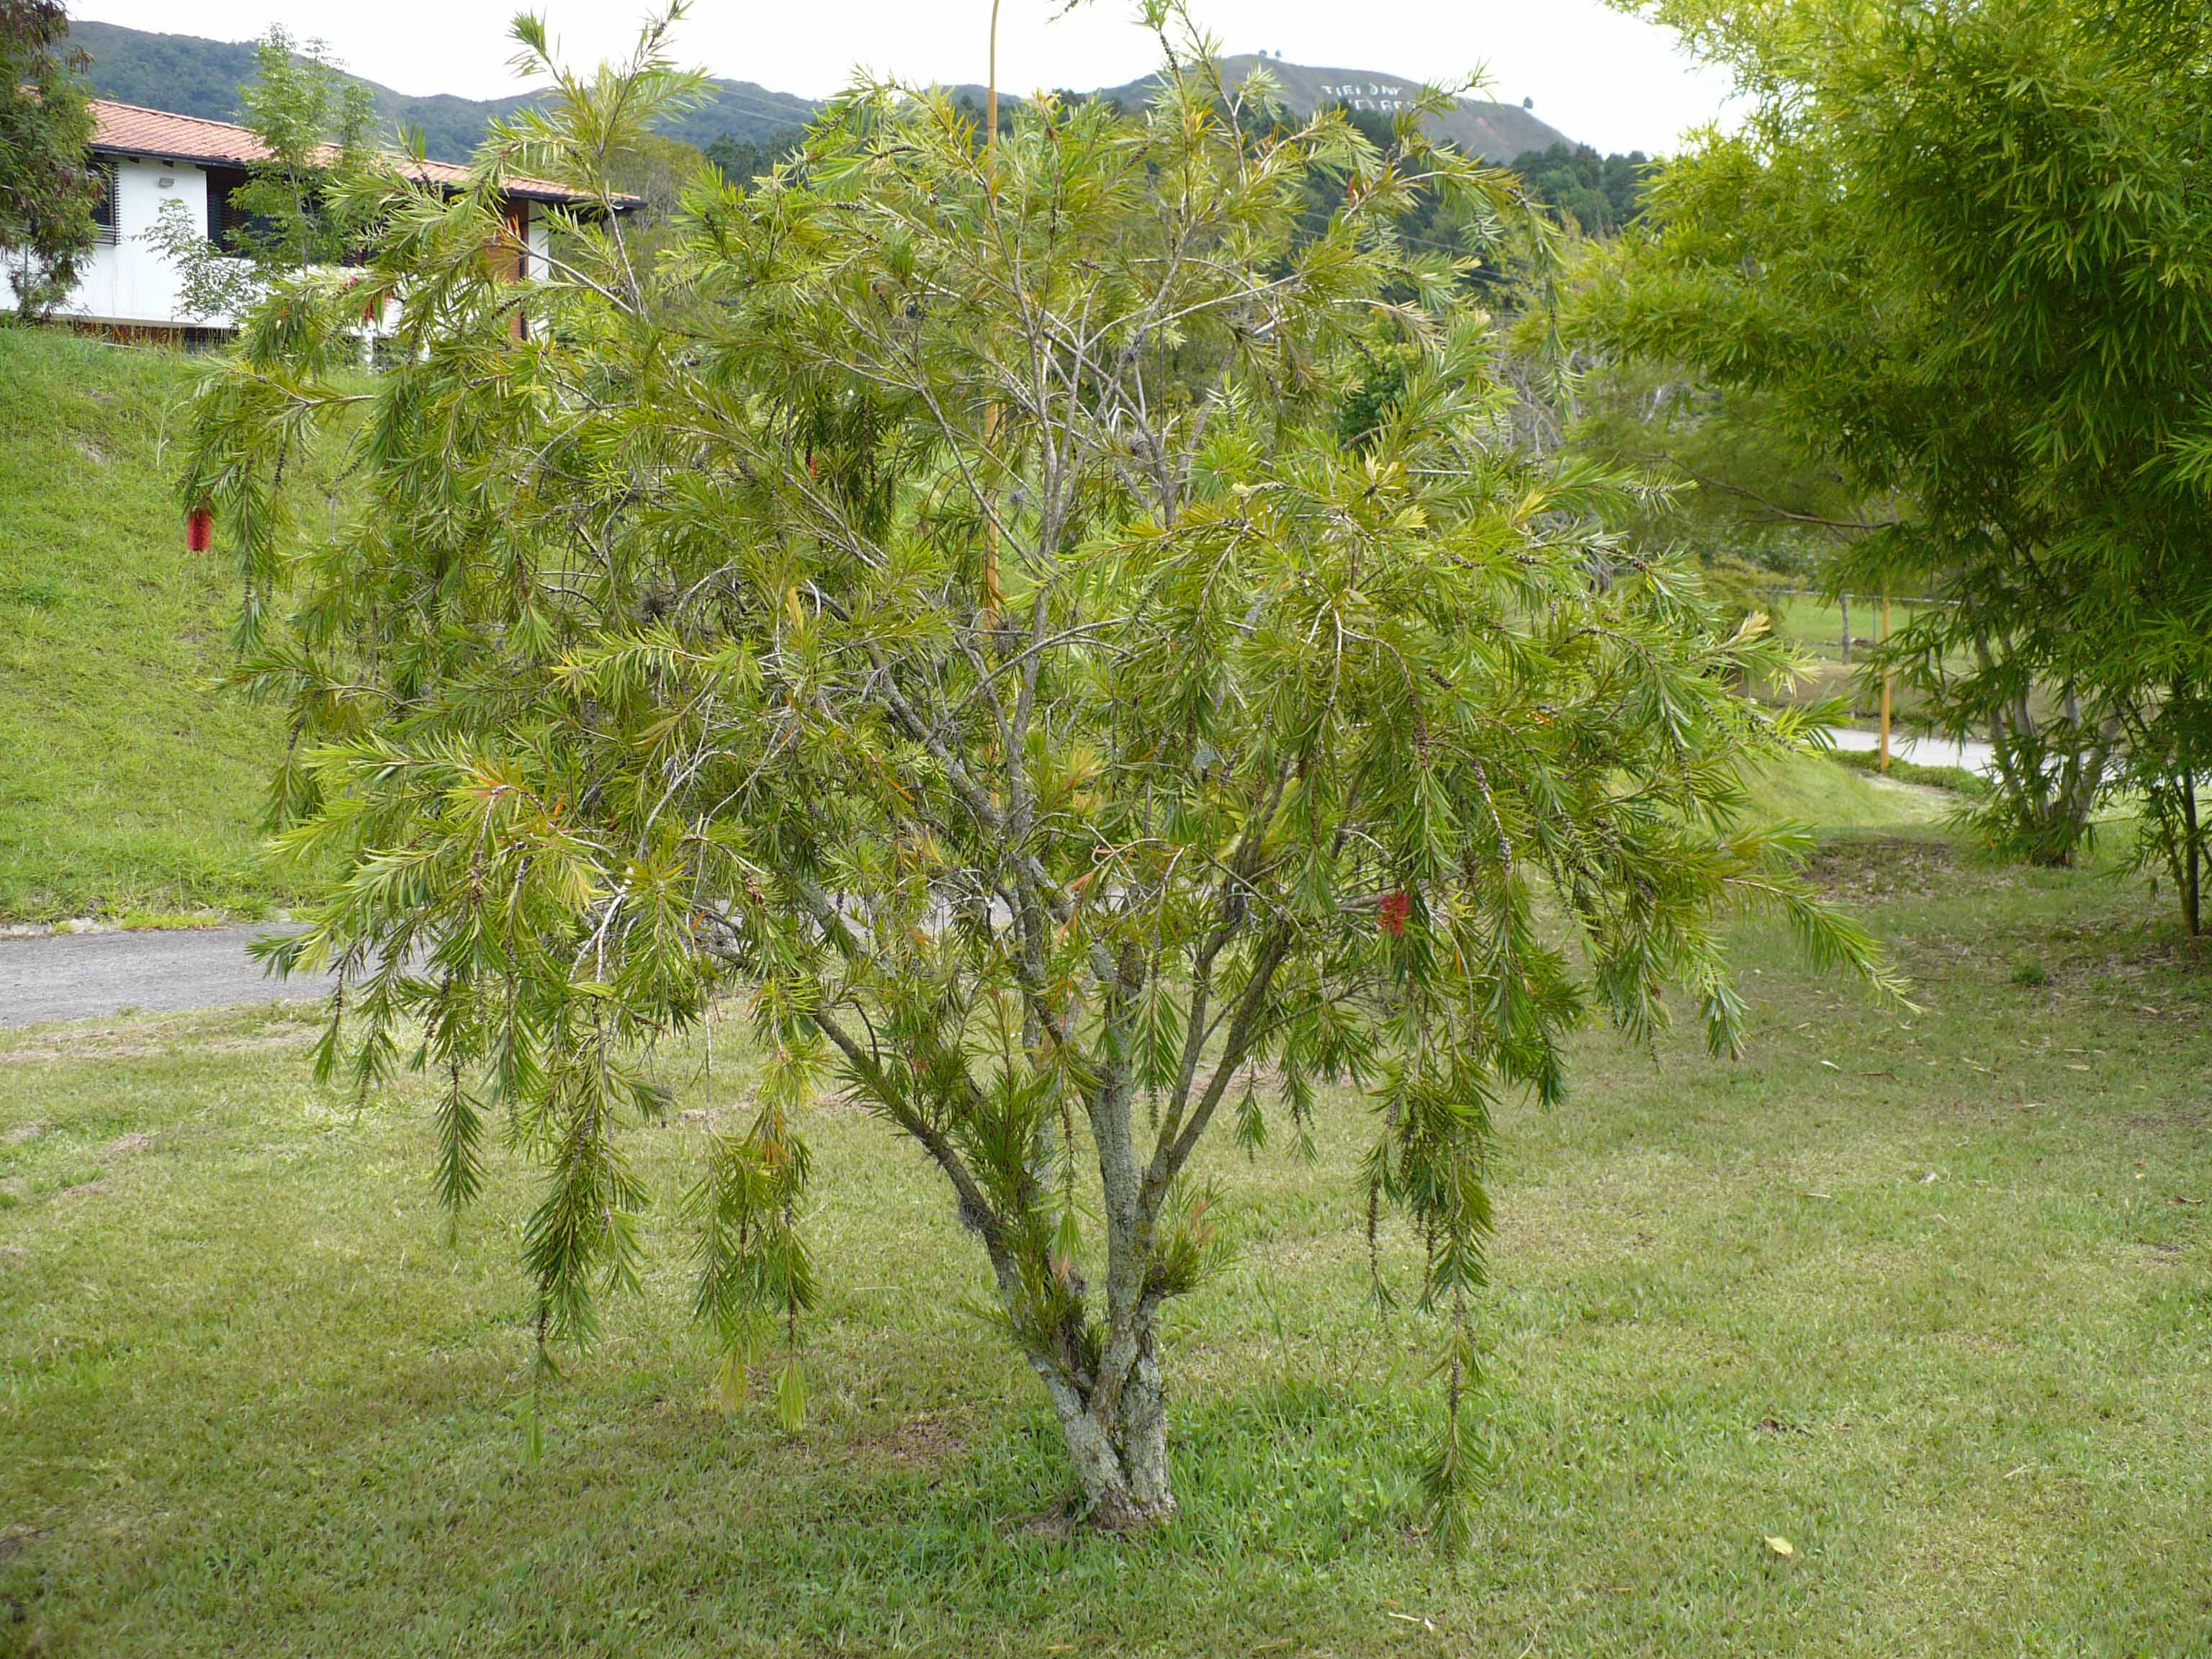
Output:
[
  {"xmin": 59, "ymin": 156, "xmax": 236, "ymax": 332},
  {"xmin": 22, "ymin": 158, "xmax": 562, "ymax": 337}
]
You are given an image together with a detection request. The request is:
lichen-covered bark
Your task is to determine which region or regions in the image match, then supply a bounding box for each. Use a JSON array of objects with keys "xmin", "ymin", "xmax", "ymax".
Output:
[{"xmin": 1035, "ymin": 1310, "xmax": 1175, "ymax": 1529}]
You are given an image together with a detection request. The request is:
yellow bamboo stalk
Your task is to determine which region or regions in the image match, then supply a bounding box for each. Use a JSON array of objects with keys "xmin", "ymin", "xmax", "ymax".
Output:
[
  {"xmin": 986, "ymin": 0, "xmax": 1002, "ymax": 145},
  {"xmin": 981, "ymin": 0, "xmax": 1004, "ymax": 623}
]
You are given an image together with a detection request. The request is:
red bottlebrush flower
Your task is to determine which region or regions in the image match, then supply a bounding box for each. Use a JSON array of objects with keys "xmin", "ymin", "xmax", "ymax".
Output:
[
  {"xmin": 1378, "ymin": 889, "xmax": 1411, "ymax": 936},
  {"xmin": 186, "ymin": 507, "xmax": 213, "ymax": 552}
]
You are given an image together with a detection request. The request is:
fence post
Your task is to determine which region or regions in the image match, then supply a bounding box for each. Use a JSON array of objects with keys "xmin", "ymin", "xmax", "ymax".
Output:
[{"xmin": 1879, "ymin": 592, "xmax": 1892, "ymax": 772}]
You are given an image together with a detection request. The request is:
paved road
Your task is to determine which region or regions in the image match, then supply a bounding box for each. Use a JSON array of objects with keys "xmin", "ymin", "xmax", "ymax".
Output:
[
  {"xmin": 1824, "ymin": 725, "xmax": 1997, "ymax": 775},
  {"xmin": 0, "ymin": 926, "xmax": 332, "ymax": 1029}
]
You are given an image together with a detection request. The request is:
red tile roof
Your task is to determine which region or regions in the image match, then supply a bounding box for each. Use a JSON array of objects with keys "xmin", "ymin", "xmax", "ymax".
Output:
[{"xmin": 89, "ymin": 98, "xmax": 629, "ymax": 208}]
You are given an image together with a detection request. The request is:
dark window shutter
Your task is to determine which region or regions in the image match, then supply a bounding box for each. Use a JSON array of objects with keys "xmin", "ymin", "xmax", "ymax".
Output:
[
  {"xmin": 202, "ymin": 166, "xmax": 255, "ymax": 251},
  {"xmin": 89, "ymin": 163, "xmax": 120, "ymax": 246}
]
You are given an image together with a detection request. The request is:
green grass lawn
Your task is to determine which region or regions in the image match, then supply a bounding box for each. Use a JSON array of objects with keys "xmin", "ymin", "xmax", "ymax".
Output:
[
  {"xmin": 0, "ymin": 330, "xmax": 311, "ymax": 925},
  {"xmin": 3, "ymin": 829, "xmax": 2207, "ymax": 1655},
  {"xmin": 1770, "ymin": 594, "xmax": 1941, "ymax": 666}
]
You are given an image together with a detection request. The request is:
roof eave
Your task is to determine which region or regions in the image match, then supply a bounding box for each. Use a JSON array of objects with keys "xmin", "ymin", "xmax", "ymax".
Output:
[
  {"xmin": 87, "ymin": 138, "xmax": 632, "ymax": 211},
  {"xmin": 87, "ymin": 138, "xmax": 251, "ymax": 171}
]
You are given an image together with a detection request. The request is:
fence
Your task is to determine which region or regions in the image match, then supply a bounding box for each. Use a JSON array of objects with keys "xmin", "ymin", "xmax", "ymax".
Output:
[{"xmin": 1752, "ymin": 587, "xmax": 1937, "ymax": 767}]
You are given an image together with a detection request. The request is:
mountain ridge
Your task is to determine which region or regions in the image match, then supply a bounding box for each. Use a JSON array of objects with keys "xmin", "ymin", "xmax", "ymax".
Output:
[
  {"xmin": 63, "ymin": 19, "xmax": 1575, "ymax": 164},
  {"xmin": 1089, "ymin": 55, "xmax": 1570, "ymax": 161}
]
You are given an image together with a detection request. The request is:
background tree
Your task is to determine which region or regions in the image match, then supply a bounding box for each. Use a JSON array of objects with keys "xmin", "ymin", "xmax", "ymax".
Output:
[
  {"xmin": 1506, "ymin": 143, "xmax": 1648, "ymax": 237},
  {"xmin": 700, "ymin": 123, "xmax": 804, "ymax": 192},
  {"xmin": 143, "ymin": 25, "xmax": 376, "ymax": 321},
  {"xmin": 1576, "ymin": 0, "xmax": 2212, "ymax": 925},
  {"xmin": 1, "ymin": 0, "xmax": 98, "ymax": 320},
  {"xmin": 1561, "ymin": 362, "xmax": 1899, "ymax": 644},
  {"xmin": 607, "ymin": 127, "xmax": 706, "ymax": 217},
  {"xmin": 595, "ymin": 127, "xmax": 711, "ymax": 282},
  {"xmin": 184, "ymin": 7, "xmax": 1885, "ymax": 1539}
]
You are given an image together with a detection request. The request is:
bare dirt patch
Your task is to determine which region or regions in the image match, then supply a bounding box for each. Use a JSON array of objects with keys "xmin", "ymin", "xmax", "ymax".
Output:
[
  {"xmin": 2130, "ymin": 1110, "xmax": 2208, "ymax": 1132},
  {"xmin": 1015, "ymin": 1504, "xmax": 1084, "ymax": 1542},
  {"xmin": 1806, "ymin": 835, "xmax": 1978, "ymax": 904},
  {"xmin": 854, "ymin": 1409, "xmax": 968, "ymax": 1471}
]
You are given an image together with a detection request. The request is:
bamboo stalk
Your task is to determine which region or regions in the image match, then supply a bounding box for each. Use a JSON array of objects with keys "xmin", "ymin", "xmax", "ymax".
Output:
[
  {"xmin": 981, "ymin": 0, "xmax": 1004, "ymax": 623},
  {"xmin": 1879, "ymin": 591, "xmax": 1892, "ymax": 772},
  {"xmin": 986, "ymin": 0, "xmax": 1002, "ymax": 144}
]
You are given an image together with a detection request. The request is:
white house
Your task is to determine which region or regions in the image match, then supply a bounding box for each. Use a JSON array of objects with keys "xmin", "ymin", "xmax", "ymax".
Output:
[{"xmin": 53, "ymin": 99, "xmax": 618, "ymax": 341}]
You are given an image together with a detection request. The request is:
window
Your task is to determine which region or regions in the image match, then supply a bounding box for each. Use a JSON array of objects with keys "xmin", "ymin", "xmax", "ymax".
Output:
[
  {"xmin": 89, "ymin": 163, "xmax": 120, "ymax": 246},
  {"xmin": 202, "ymin": 166, "xmax": 263, "ymax": 254},
  {"xmin": 203, "ymin": 166, "xmax": 355, "ymax": 260}
]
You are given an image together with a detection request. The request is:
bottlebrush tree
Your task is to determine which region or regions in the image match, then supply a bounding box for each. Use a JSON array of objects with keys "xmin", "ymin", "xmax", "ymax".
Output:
[{"xmin": 181, "ymin": 6, "xmax": 1884, "ymax": 1539}]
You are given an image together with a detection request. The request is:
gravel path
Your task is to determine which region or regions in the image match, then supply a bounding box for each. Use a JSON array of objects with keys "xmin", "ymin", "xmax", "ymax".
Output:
[{"xmin": 0, "ymin": 926, "xmax": 332, "ymax": 1029}]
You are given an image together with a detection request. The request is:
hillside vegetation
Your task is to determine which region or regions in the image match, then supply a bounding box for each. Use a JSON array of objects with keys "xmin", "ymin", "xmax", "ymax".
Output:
[
  {"xmin": 65, "ymin": 20, "xmax": 1570, "ymax": 163},
  {"xmin": 66, "ymin": 17, "xmax": 815, "ymax": 163},
  {"xmin": 1089, "ymin": 53, "xmax": 1570, "ymax": 158},
  {"xmin": 0, "ymin": 329, "xmax": 305, "ymax": 924}
]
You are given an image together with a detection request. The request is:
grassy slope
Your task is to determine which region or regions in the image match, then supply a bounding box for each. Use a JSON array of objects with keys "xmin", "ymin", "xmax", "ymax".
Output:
[
  {"xmin": 2, "ymin": 834, "xmax": 2206, "ymax": 1655},
  {"xmin": 0, "ymin": 330, "xmax": 307, "ymax": 924},
  {"xmin": 1747, "ymin": 749, "xmax": 1950, "ymax": 832}
]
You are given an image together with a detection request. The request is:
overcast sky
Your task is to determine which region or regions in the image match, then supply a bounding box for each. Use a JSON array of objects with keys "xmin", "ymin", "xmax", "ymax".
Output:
[{"xmin": 79, "ymin": 0, "xmax": 1734, "ymax": 156}]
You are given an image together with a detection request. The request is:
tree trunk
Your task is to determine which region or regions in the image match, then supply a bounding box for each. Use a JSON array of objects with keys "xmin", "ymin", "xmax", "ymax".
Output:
[
  {"xmin": 1036, "ymin": 1316, "xmax": 1176, "ymax": 1529},
  {"xmin": 2182, "ymin": 768, "xmax": 2202, "ymax": 948},
  {"xmin": 1115, "ymin": 1328, "xmax": 1174, "ymax": 1517},
  {"xmin": 1984, "ymin": 683, "xmax": 2104, "ymax": 868}
]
